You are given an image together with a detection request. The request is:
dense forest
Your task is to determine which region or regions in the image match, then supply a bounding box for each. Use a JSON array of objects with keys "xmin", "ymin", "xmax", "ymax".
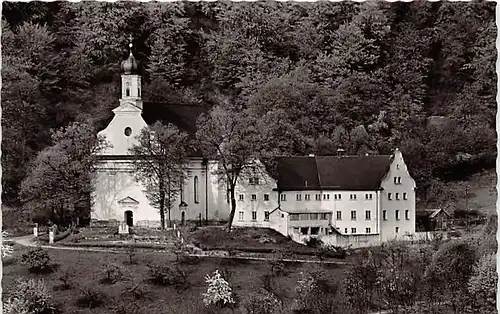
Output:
[{"xmin": 2, "ymin": 1, "xmax": 496, "ymax": 209}]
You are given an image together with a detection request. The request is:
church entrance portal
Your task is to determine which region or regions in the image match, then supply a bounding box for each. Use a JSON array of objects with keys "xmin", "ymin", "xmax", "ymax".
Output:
[{"xmin": 125, "ymin": 210, "xmax": 133, "ymax": 227}]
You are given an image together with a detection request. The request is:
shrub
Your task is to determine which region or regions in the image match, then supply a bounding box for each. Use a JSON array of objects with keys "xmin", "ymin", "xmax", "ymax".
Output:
[
  {"xmin": 20, "ymin": 247, "xmax": 53, "ymax": 273},
  {"xmin": 55, "ymin": 266, "xmax": 75, "ymax": 290},
  {"xmin": 147, "ymin": 263, "xmax": 186, "ymax": 286},
  {"xmin": 3, "ymin": 297, "xmax": 30, "ymax": 314},
  {"xmin": 305, "ymin": 237, "xmax": 323, "ymax": 248},
  {"xmin": 124, "ymin": 246, "xmax": 137, "ymax": 265},
  {"xmin": 244, "ymin": 289, "xmax": 283, "ymax": 314},
  {"xmin": 202, "ymin": 269, "xmax": 235, "ymax": 308},
  {"xmin": 113, "ymin": 301, "xmax": 141, "ymax": 314},
  {"xmin": 468, "ymin": 254, "xmax": 497, "ymax": 314},
  {"xmin": 8, "ymin": 278, "xmax": 58, "ymax": 314},
  {"xmin": 121, "ymin": 283, "xmax": 149, "ymax": 301},
  {"xmin": 101, "ymin": 261, "xmax": 129, "ymax": 284},
  {"xmin": 76, "ymin": 286, "xmax": 107, "ymax": 309}
]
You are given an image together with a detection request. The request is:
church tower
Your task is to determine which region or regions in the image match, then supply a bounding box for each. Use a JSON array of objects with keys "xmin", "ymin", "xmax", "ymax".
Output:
[{"xmin": 120, "ymin": 35, "xmax": 143, "ymax": 110}]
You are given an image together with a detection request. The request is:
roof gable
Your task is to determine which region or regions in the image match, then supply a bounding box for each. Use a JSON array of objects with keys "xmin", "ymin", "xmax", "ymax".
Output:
[{"xmin": 118, "ymin": 196, "xmax": 139, "ymax": 204}]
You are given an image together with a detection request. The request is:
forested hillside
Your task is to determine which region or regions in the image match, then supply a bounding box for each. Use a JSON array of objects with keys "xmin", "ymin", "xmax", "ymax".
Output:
[{"xmin": 2, "ymin": 1, "xmax": 496, "ymax": 207}]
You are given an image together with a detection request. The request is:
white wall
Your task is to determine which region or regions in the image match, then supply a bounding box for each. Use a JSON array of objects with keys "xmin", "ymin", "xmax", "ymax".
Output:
[
  {"xmin": 98, "ymin": 103, "xmax": 147, "ymax": 156},
  {"xmin": 380, "ymin": 149, "xmax": 416, "ymax": 242},
  {"xmin": 278, "ymin": 190, "xmax": 379, "ymax": 235},
  {"xmin": 232, "ymin": 169, "xmax": 279, "ymax": 228}
]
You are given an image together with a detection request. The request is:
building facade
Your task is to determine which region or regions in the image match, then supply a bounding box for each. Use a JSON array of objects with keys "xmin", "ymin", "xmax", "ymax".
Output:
[{"xmin": 91, "ymin": 44, "xmax": 416, "ymax": 247}]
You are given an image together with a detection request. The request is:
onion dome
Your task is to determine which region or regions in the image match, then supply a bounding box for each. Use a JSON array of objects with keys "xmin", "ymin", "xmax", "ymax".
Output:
[{"xmin": 121, "ymin": 36, "xmax": 139, "ymax": 74}]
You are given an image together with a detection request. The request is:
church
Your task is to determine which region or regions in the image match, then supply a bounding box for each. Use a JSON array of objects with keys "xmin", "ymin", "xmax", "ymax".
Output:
[
  {"xmin": 91, "ymin": 42, "xmax": 232, "ymax": 228},
  {"xmin": 91, "ymin": 42, "xmax": 416, "ymax": 247}
]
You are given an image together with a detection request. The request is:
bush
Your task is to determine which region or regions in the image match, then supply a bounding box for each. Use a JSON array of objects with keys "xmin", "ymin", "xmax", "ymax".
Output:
[
  {"xmin": 243, "ymin": 289, "xmax": 283, "ymax": 314},
  {"xmin": 76, "ymin": 286, "xmax": 107, "ymax": 309},
  {"xmin": 202, "ymin": 270, "xmax": 235, "ymax": 309},
  {"xmin": 305, "ymin": 237, "xmax": 323, "ymax": 248},
  {"xmin": 55, "ymin": 266, "xmax": 75, "ymax": 290},
  {"xmin": 20, "ymin": 247, "xmax": 53, "ymax": 273},
  {"xmin": 468, "ymin": 254, "xmax": 497, "ymax": 314},
  {"xmin": 101, "ymin": 261, "xmax": 129, "ymax": 284},
  {"xmin": 7, "ymin": 278, "xmax": 58, "ymax": 314},
  {"xmin": 147, "ymin": 263, "xmax": 186, "ymax": 287}
]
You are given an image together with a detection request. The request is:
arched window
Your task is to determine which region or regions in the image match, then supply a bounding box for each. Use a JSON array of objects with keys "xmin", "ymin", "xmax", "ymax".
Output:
[
  {"xmin": 138, "ymin": 88, "xmax": 141, "ymax": 97},
  {"xmin": 126, "ymin": 88, "xmax": 130, "ymax": 97},
  {"xmin": 194, "ymin": 176, "xmax": 199, "ymax": 203}
]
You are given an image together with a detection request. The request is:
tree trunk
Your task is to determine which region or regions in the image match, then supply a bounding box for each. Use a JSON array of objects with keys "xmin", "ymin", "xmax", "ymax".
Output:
[
  {"xmin": 225, "ymin": 183, "xmax": 237, "ymax": 232},
  {"xmin": 159, "ymin": 168, "xmax": 166, "ymax": 230}
]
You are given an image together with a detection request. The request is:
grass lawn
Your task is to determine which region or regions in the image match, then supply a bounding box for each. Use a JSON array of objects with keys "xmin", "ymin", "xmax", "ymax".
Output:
[{"xmin": 3, "ymin": 244, "xmax": 349, "ymax": 314}]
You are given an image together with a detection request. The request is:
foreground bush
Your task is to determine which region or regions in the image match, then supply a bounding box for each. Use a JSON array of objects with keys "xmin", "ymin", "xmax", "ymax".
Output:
[
  {"xmin": 5, "ymin": 278, "xmax": 58, "ymax": 314},
  {"xmin": 76, "ymin": 286, "xmax": 107, "ymax": 309},
  {"xmin": 243, "ymin": 289, "xmax": 283, "ymax": 314},
  {"xmin": 468, "ymin": 253, "xmax": 497, "ymax": 314},
  {"xmin": 101, "ymin": 261, "xmax": 129, "ymax": 284},
  {"xmin": 147, "ymin": 263, "xmax": 186, "ymax": 286},
  {"xmin": 20, "ymin": 247, "xmax": 53, "ymax": 273},
  {"xmin": 202, "ymin": 269, "xmax": 235, "ymax": 308}
]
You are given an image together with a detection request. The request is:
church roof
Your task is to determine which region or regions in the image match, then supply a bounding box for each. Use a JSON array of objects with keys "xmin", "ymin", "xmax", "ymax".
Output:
[
  {"xmin": 142, "ymin": 102, "xmax": 207, "ymax": 136},
  {"xmin": 275, "ymin": 155, "xmax": 393, "ymax": 191}
]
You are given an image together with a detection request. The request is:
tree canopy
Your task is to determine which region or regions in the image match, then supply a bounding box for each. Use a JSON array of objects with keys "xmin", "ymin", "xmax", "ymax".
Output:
[{"xmin": 2, "ymin": 1, "xmax": 496, "ymax": 209}]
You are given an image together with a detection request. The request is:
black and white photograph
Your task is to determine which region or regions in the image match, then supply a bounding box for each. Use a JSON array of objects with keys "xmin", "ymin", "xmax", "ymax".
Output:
[{"xmin": 1, "ymin": 1, "xmax": 497, "ymax": 313}]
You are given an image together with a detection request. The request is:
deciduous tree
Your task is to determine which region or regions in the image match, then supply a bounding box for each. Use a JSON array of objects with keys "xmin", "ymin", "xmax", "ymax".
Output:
[{"xmin": 129, "ymin": 121, "xmax": 190, "ymax": 230}]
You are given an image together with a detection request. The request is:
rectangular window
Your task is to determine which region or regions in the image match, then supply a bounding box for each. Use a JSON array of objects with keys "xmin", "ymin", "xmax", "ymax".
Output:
[
  {"xmin": 388, "ymin": 193, "xmax": 392, "ymax": 200},
  {"xmin": 395, "ymin": 227, "xmax": 399, "ymax": 233},
  {"xmin": 320, "ymin": 213, "xmax": 328, "ymax": 220},
  {"xmin": 299, "ymin": 214, "xmax": 309, "ymax": 220},
  {"xmin": 365, "ymin": 210, "xmax": 371, "ymax": 220},
  {"xmin": 394, "ymin": 177, "xmax": 398, "ymax": 184},
  {"xmin": 300, "ymin": 227, "xmax": 309, "ymax": 235},
  {"xmin": 264, "ymin": 194, "xmax": 269, "ymax": 201},
  {"xmin": 366, "ymin": 227, "xmax": 371, "ymax": 234},
  {"xmin": 403, "ymin": 192, "xmax": 407, "ymax": 200},
  {"xmin": 305, "ymin": 194, "xmax": 311, "ymax": 201},
  {"xmin": 315, "ymin": 194, "xmax": 321, "ymax": 201},
  {"xmin": 310, "ymin": 213, "xmax": 319, "ymax": 220},
  {"xmin": 238, "ymin": 211, "xmax": 244, "ymax": 220},
  {"xmin": 323, "ymin": 194, "xmax": 330, "ymax": 200},
  {"xmin": 249, "ymin": 177, "xmax": 260, "ymax": 185},
  {"xmin": 239, "ymin": 194, "xmax": 244, "ymax": 201},
  {"xmin": 396, "ymin": 210, "xmax": 400, "ymax": 220},
  {"xmin": 365, "ymin": 194, "xmax": 373, "ymax": 200},
  {"xmin": 336, "ymin": 211, "xmax": 342, "ymax": 220},
  {"xmin": 251, "ymin": 194, "xmax": 257, "ymax": 201},
  {"xmin": 351, "ymin": 211, "xmax": 357, "ymax": 220},
  {"xmin": 344, "ymin": 228, "xmax": 348, "ymax": 234},
  {"xmin": 264, "ymin": 211, "xmax": 270, "ymax": 221},
  {"xmin": 350, "ymin": 194, "xmax": 357, "ymax": 200},
  {"xmin": 398, "ymin": 177, "xmax": 401, "ymax": 184},
  {"xmin": 335, "ymin": 194, "xmax": 341, "ymax": 200},
  {"xmin": 296, "ymin": 194, "xmax": 302, "ymax": 201},
  {"xmin": 405, "ymin": 210, "xmax": 410, "ymax": 220},
  {"xmin": 289, "ymin": 214, "xmax": 299, "ymax": 221},
  {"xmin": 351, "ymin": 228, "xmax": 357, "ymax": 234},
  {"xmin": 396, "ymin": 193, "xmax": 400, "ymax": 200},
  {"xmin": 383, "ymin": 210, "xmax": 387, "ymax": 220},
  {"xmin": 310, "ymin": 227, "xmax": 320, "ymax": 235},
  {"xmin": 280, "ymin": 194, "xmax": 286, "ymax": 201}
]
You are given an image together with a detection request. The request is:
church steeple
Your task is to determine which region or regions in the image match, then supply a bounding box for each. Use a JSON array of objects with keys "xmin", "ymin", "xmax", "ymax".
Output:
[{"xmin": 119, "ymin": 35, "xmax": 143, "ymax": 110}]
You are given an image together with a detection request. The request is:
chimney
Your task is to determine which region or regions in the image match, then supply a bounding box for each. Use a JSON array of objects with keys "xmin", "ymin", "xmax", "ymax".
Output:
[{"xmin": 337, "ymin": 148, "xmax": 346, "ymax": 157}]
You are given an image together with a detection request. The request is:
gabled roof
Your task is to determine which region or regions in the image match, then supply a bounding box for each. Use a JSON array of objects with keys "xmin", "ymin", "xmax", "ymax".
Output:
[{"xmin": 276, "ymin": 155, "xmax": 392, "ymax": 191}]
